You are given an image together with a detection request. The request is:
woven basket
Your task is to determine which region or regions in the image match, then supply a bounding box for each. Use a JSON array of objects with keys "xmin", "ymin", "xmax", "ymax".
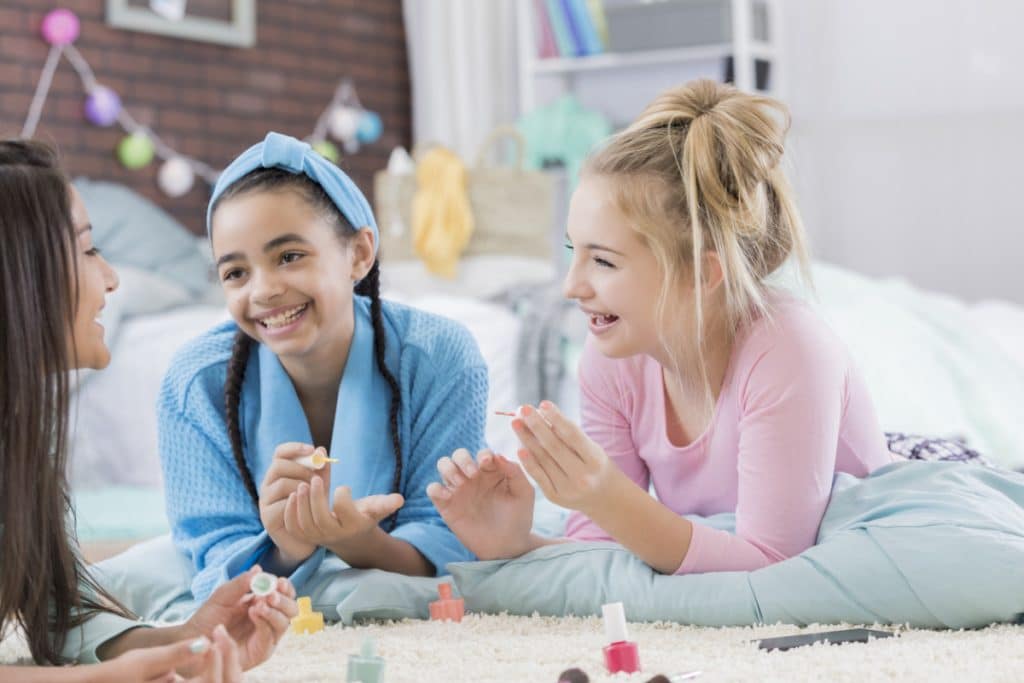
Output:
[{"xmin": 374, "ymin": 126, "xmax": 556, "ymax": 262}]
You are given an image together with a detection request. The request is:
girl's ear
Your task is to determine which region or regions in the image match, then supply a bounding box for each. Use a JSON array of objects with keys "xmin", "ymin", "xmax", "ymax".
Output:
[
  {"xmin": 702, "ymin": 250, "xmax": 725, "ymax": 292},
  {"xmin": 350, "ymin": 227, "xmax": 376, "ymax": 281}
]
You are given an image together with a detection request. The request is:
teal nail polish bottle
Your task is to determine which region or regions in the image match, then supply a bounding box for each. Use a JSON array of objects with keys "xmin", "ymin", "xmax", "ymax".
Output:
[{"xmin": 347, "ymin": 637, "xmax": 385, "ymax": 683}]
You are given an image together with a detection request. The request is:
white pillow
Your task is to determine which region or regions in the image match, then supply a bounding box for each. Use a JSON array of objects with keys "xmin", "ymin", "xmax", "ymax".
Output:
[
  {"xmin": 111, "ymin": 263, "xmax": 195, "ymax": 317},
  {"xmin": 69, "ymin": 305, "xmax": 230, "ymax": 489}
]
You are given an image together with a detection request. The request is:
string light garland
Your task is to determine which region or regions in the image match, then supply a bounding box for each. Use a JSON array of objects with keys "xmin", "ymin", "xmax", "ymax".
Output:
[{"xmin": 22, "ymin": 7, "xmax": 383, "ymax": 197}]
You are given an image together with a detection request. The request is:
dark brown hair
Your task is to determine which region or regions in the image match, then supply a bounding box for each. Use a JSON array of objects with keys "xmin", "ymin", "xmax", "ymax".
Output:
[
  {"xmin": 0, "ymin": 139, "xmax": 132, "ymax": 664},
  {"xmin": 212, "ymin": 169, "xmax": 403, "ymax": 528}
]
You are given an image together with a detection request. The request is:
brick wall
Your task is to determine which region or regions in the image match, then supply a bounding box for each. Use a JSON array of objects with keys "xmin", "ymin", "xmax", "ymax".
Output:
[{"xmin": 0, "ymin": 0, "xmax": 411, "ymax": 235}]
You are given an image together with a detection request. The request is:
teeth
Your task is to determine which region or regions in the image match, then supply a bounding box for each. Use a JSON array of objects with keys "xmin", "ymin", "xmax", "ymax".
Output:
[{"xmin": 259, "ymin": 304, "xmax": 307, "ymax": 328}]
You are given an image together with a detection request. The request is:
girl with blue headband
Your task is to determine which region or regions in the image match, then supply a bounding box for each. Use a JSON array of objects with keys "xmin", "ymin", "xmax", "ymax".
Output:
[{"xmin": 158, "ymin": 133, "xmax": 485, "ymax": 602}]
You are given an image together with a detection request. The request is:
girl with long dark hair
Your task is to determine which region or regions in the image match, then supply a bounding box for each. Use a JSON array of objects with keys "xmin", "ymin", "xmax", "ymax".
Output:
[{"xmin": 0, "ymin": 139, "xmax": 297, "ymax": 680}]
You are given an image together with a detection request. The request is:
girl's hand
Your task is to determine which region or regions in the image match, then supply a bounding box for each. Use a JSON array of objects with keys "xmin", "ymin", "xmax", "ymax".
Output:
[
  {"xmin": 92, "ymin": 626, "xmax": 241, "ymax": 682},
  {"xmin": 513, "ymin": 401, "xmax": 619, "ymax": 513},
  {"xmin": 426, "ymin": 448, "xmax": 537, "ymax": 560},
  {"xmin": 259, "ymin": 442, "xmax": 320, "ymax": 564},
  {"xmin": 183, "ymin": 565, "xmax": 298, "ymax": 672},
  {"xmin": 284, "ymin": 475, "xmax": 405, "ymax": 548}
]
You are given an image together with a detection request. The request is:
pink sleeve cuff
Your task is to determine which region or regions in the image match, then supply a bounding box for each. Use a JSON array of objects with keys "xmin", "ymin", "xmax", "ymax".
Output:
[
  {"xmin": 673, "ymin": 521, "xmax": 778, "ymax": 574},
  {"xmin": 673, "ymin": 520, "xmax": 708, "ymax": 574}
]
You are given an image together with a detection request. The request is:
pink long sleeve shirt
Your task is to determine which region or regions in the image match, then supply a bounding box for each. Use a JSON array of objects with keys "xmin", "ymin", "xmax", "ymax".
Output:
[{"xmin": 564, "ymin": 293, "xmax": 894, "ymax": 574}]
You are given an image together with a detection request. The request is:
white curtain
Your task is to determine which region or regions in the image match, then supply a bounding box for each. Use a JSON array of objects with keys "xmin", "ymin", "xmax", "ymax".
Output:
[{"xmin": 401, "ymin": 0, "xmax": 520, "ymax": 161}]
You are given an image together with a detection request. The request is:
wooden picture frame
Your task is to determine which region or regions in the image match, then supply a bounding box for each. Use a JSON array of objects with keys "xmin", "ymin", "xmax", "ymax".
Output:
[{"xmin": 105, "ymin": 0, "xmax": 256, "ymax": 48}]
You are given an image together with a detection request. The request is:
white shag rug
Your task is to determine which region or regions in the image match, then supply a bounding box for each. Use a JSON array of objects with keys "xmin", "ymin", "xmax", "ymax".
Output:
[{"xmin": 3, "ymin": 616, "xmax": 1023, "ymax": 681}]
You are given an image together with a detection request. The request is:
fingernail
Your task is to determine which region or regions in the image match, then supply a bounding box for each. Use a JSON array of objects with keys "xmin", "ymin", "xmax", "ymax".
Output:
[
  {"xmin": 190, "ymin": 637, "xmax": 209, "ymax": 654},
  {"xmin": 540, "ymin": 400, "xmax": 554, "ymax": 410},
  {"xmin": 520, "ymin": 405, "xmax": 533, "ymax": 416},
  {"xmin": 303, "ymin": 444, "xmax": 315, "ymax": 453},
  {"xmin": 215, "ymin": 624, "xmax": 228, "ymax": 637}
]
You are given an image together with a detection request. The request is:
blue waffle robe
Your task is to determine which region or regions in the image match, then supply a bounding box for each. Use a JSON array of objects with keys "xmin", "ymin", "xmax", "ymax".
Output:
[{"xmin": 158, "ymin": 296, "xmax": 487, "ymax": 601}]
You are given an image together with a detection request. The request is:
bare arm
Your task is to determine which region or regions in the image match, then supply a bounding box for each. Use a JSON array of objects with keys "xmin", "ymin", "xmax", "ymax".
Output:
[
  {"xmin": 576, "ymin": 468, "xmax": 694, "ymax": 574},
  {"xmin": 328, "ymin": 527, "xmax": 433, "ymax": 575},
  {"xmin": 95, "ymin": 624, "xmax": 185, "ymax": 661},
  {"xmin": 0, "ymin": 666, "xmax": 92, "ymax": 683}
]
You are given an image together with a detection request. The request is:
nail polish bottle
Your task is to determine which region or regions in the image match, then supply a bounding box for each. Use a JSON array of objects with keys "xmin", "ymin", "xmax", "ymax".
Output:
[
  {"xmin": 290, "ymin": 596, "xmax": 324, "ymax": 635},
  {"xmin": 428, "ymin": 582, "xmax": 464, "ymax": 622},
  {"xmin": 346, "ymin": 637, "xmax": 385, "ymax": 683},
  {"xmin": 602, "ymin": 602, "xmax": 640, "ymax": 674},
  {"xmin": 558, "ymin": 667, "xmax": 590, "ymax": 683}
]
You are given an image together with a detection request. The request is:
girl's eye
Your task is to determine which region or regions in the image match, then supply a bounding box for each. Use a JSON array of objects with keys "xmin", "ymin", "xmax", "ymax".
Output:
[
  {"xmin": 85, "ymin": 247, "xmax": 102, "ymax": 257},
  {"xmin": 222, "ymin": 268, "xmax": 244, "ymax": 282},
  {"xmin": 563, "ymin": 242, "xmax": 574, "ymax": 252},
  {"xmin": 280, "ymin": 252, "xmax": 303, "ymax": 265},
  {"xmin": 595, "ymin": 257, "xmax": 615, "ymax": 268}
]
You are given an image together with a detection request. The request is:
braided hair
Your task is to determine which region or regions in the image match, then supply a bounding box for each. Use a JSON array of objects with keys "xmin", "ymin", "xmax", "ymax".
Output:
[{"xmin": 213, "ymin": 169, "xmax": 402, "ymax": 529}]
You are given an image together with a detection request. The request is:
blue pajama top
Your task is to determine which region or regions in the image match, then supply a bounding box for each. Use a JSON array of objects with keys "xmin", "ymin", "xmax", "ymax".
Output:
[{"xmin": 157, "ymin": 295, "xmax": 487, "ymax": 601}]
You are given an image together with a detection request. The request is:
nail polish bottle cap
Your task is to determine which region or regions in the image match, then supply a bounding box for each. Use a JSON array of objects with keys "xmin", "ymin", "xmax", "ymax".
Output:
[
  {"xmin": 602, "ymin": 602, "xmax": 629, "ymax": 643},
  {"xmin": 249, "ymin": 571, "xmax": 276, "ymax": 597}
]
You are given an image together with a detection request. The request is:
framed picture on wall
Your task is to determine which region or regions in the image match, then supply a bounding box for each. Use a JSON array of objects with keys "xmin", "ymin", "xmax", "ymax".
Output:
[{"xmin": 106, "ymin": 0, "xmax": 256, "ymax": 48}]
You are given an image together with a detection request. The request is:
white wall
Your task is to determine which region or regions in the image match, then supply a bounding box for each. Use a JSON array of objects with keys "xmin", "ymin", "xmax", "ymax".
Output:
[{"xmin": 781, "ymin": 0, "xmax": 1024, "ymax": 303}]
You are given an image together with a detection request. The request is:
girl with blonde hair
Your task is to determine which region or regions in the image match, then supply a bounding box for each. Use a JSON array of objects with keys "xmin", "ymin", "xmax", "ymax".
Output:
[{"xmin": 428, "ymin": 79, "xmax": 982, "ymax": 573}]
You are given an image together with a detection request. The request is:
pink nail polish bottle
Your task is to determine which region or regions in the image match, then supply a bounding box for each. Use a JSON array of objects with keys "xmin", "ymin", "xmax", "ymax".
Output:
[
  {"xmin": 602, "ymin": 602, "xmax": 640, "ymax": 674},
  {"xmin": 428, "ymin": 583, "xmax": 464, "ymax": 622}
]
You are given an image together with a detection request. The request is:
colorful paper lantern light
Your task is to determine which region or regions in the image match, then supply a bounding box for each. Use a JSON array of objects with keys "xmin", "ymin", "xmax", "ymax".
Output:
[
  {"xmin": 41, "ymin": 9, "xmax": 80, "ymax": 46},
  {"xmin": 157, "ymin": 157, "xmax": 195, "ymax": 197},
  {"xmin": 84, "ymin": 87, "xmax": 121, "ymax": 127},
  {"xmin": 328, "ymin": 106, "xmax": 361, "ymax": 142},
  {"xmin": 312, "ymin": 140, "xmax": 340, "ymax": 164},
  {"xmin": 117, "ymin": 133, "xmax": 155, "ymax": 169},
  {"xmin": 356, "ymin": 110, "xmax": 383, "ymax": 144}
]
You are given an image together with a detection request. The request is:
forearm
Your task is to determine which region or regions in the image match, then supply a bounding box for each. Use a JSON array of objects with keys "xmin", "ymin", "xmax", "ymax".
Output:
[
  {"xmin": 95, "ymin": 623, "xmax": 186, "ymax": 661},
  {"xmin": 328, "ymin": 528, "xmax": 434, "ymax": 576},
  {"xmin": 0, "ymin": 665, "xmax": 100, "ymax": 683},
  {"xmin": 580, "ymin": 472, "xmax": 693, "ymax": 574}
]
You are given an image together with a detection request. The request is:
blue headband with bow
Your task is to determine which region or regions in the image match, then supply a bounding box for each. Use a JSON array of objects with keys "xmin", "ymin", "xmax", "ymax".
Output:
[{"xmin": 206, "ymin": 132, "xmax": 378, "ymax": 255}]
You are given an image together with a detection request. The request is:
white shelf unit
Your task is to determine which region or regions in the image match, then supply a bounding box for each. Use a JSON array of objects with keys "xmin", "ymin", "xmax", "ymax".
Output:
[{"xmin": 516, "ymin": 0, "xmax": 782, "ymax": 123}]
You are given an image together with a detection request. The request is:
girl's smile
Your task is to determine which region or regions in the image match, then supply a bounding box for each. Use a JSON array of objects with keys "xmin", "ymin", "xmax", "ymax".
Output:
[
  {"xmin": 253, "ymin": 302, "xmax": 311, "ymax": 337},
  {"xmin": 581, "ymin": 306, "xmax": 621, "ymax": 335}
]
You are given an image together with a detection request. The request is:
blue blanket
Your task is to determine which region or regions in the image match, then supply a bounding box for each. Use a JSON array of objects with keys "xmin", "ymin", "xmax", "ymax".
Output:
[
  {"xmin": 96, "ymin": 461, "xmax": 1024, "ymax": 628},
  {"xmin": 451, "ymin": 461, "xmax": 1024, "ymax": 628}
]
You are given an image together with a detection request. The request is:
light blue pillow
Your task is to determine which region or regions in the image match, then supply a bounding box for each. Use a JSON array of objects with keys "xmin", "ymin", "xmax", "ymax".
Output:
[
  {"xmin": 302, "ymin": 555, "xmax": 453, "ymax": 624},
  {"xmin": 94, "ymin": 534, "xmax": 457, "ymax": 626},
  {"xmin": 73, "ymin": 178, "xmax": 212, "ymax": 296},
  {"xmin": 92, "ymin": 535, "xmax": 195, "ymax": 623},
  {"xmin": 94, "ymin": 464, "xmax": 1024, "ymax": 630},
  {"xmin": 75, "ymin": 486, "xmax": 170, "ymax": 543},
  {"xmin": 448, "ymin": 462, "xmax": 1024, "ymax": 629}
]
